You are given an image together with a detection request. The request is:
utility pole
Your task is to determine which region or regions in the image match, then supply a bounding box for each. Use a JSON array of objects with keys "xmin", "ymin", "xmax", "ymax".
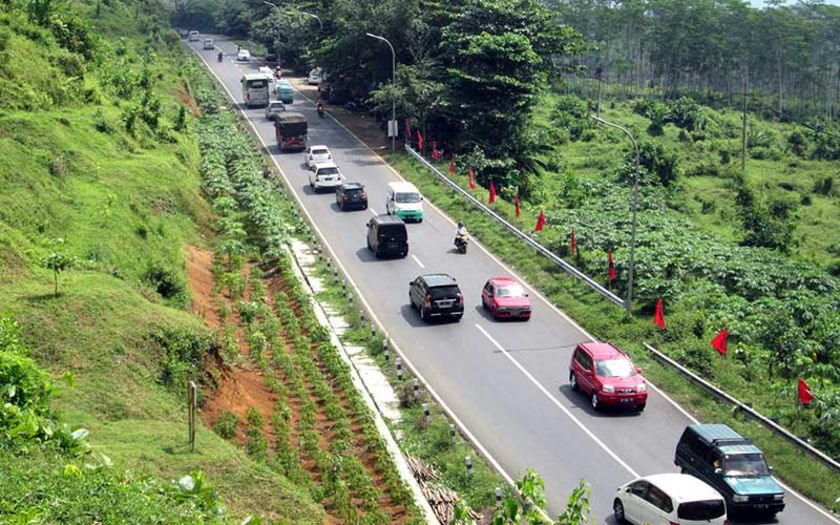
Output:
[{"xmin": 741, "ymin": 66, "xmax": 748, "ymax": 171}]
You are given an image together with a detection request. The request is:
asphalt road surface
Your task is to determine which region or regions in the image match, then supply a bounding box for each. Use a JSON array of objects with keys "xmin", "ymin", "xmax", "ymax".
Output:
[{"xmin": 190, "ymin": 37, "xmax": 839, "ymax": 525}]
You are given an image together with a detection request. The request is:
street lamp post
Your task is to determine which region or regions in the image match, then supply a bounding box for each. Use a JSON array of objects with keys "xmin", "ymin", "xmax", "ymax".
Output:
[
  {"xmin": 366, "ymin": 32, "xmax": 396, "ymax": 152},
  {"xmin": 591, "ymin": 115, "xmax": 639, "ymax": 314}
]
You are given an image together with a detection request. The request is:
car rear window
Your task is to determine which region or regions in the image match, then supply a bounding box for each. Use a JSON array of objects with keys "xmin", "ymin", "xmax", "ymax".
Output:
[
  {"xmin": 429, "ymin": 285, "xmax": 459, "ymax": 299},
  {"xmin": 312, "ymin": 148, "xmax": 328, "ymax": 155},
  {"xmin": 378, "ymin": 224, "xmax": 405, "ymax": 236},
  {"xmin": 317, "ymin": 167, "xmax": 338, "ymax": 175},
  {"xmin": 345, "ymin": 188, "xmax": 364, "ymax": 195},
  {"xmin": 677, "ymin": 500, "xmax": 726, "ymax": 520}
]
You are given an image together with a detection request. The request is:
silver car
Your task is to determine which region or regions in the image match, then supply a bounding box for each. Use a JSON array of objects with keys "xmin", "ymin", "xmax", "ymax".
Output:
[{"xmin": 265, "ymin": 100, "xmax": 286, "ymax": 120}]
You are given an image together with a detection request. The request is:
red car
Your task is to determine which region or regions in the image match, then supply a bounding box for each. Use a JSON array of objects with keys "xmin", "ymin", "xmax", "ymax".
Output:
[
  {"xmin": 481, "ymin": 277, "xmax": 531, "ymax": 320},
  {"xmin": 569, "ymin": 342, "xmax": 647, "ymax": 411}
]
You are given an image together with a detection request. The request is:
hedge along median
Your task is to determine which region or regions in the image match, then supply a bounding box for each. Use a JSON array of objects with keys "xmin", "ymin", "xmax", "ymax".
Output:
[{"xmin": 383, "ymin": 151, "xmax": 840, "ymax": 514}]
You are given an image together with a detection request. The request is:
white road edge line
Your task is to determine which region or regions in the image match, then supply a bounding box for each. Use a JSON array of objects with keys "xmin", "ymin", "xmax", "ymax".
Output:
[
  {"xmin": 189, "ymin": 43, "xmax": 518, "ymax": 493},
  {"xmin": 475, "ymin": 323, "xmax": 640, "ymax": 479},
  {"xmin": 194, "ymin": 44, "xmax": 840, "ymax": 524},
  {"xmin": 368, "ymin": 207, "xmax": 378, "ymax": 216},
  {"xmin": 411, "ymin": 255, "xmax": 425, "ymax": 269}
]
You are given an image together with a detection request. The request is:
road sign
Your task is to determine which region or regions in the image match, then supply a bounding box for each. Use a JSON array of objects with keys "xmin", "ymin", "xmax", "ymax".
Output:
[{"xmin": 387, "ymin": 119, "xmax": 398, "ymax": 138}]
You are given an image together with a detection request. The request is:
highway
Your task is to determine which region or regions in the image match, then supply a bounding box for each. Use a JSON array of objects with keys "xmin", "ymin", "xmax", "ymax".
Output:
[{"xmin": 189, "ymin": 37, "xmax": 839, "ymax": 525}]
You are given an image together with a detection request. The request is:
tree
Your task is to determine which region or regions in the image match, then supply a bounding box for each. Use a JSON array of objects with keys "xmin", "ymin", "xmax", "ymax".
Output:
[{"xmin": 40, "ymin": 252, "xmax": 73, "ymax": 296}]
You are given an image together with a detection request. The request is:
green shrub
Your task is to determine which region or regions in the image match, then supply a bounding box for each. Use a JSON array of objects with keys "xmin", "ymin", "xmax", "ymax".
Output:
[
  {"xmin": 142, "ymin": 263, "xmax": 186, "ymax": 304},
  {"xmin": 212, "ymin": 411, "xmax": 239, "ymax": 440},
  {"xmin": 153, "ymin": 326, "xmax": 212, "ymax": 390}
]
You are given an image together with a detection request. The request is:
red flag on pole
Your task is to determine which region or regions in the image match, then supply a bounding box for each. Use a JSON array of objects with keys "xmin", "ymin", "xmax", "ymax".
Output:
[
  {"xmin": 570, "ymin": 226, "xmax": 576, "ymax": 255},
  {"xmin": 608, "ymin": 251, "xmax": 616, "ymax": 282},
  {"xmin": 416, "ymin": 130, "xmax": 423, "ymax": 152},
  {"xmin": 449, "ymin": 154, "xmax": 456, "ymax": 175},
  {"xmin": 653, "ymin": 298, "xmax": 666, "ymax": 329},
  {"xmin": 431, "ymin": 141, "xmax": 439, "ymax": 161},
  {"xmin": 798, "ymin": 378, "xmax": 814, "ymax": 405},
  {"xmin": 711, "ymin": 328, "xmax": 728, "ymax": 355},
  {"xmin": 514, "ymin": 193, "xmax": 521, "ymax": 218},
  {"xmin": 534, "ymin": 210, "xmax": 546, "ymax": 232},
  {"xmin": 488, "ymin": 181, "xmax": 497, "ymax": 204},
  {"xmin": 468, "ymin": 167, "xmax": 476, "ymax": 190}
]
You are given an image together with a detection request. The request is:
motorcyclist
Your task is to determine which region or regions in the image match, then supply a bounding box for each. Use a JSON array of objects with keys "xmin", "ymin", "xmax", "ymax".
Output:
[
  {"xmin": 217, "ymin": 51, "xmax": 223, "ymax": 62},
  {"xmin": 275, "ymin": 66, "xmax": 282, "ymax": 79},
  {"xmin": 317, "ymin": 100, "xmax": 325, "ymax": 117},
  {"xmin": 454, "ymin": 221, "xmax": 468, "ymax": 244}
]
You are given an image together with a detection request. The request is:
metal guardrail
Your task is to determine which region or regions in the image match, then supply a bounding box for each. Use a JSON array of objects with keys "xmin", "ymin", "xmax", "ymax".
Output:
[
  {"xmin": 644, "ymin": 343, "xmax": 840, "ymax": 474},
  {"xmin": 404, "ymin": 145, "xmax": 626, "ymax": 308}
]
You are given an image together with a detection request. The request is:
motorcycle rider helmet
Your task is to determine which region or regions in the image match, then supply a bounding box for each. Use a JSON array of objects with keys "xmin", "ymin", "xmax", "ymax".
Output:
[{"xmin": 457, "ymin": 221, "xmax": 464, "ymax": 229}]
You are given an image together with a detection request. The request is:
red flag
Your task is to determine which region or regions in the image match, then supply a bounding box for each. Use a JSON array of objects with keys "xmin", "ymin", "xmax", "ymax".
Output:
[
  {"xmin": 431, "ymin": 141, "xmax": 439, "ymax": 161},
  {"xmin": 608, "ymin": 251, "xmax": 616, "ymax": 282},
  {"xmin": 798, "ymin": 378, "xmax": 814, "ymax": 405},
  {"xmin": 711, "ymin": 328, "xmax": 728, "ymax": 355},
  {"xmin": 534, "ymin": 210, "xmax": 546, "ymax": 232},
  {"xmin": 468, "ymin": 167, "xmax": 476, "ymax": 190},
  {"xmin": 449, "ymin": 153, "xmax": 456, "ymax": 175},
  {"xmin": 488, "ymin": 181, "xmax": 497, "ymax": 204},
  {"xmin": 570, "ymin": 226, "xmax": 576, "ymax": 255},
  {"xmin": 514, "ymin": 193, "xmax": 521, "ymax": 218},
  {"xmin": 416, "ymin": 130, "xmax": 423, "ymax": 151},
  {"xmin": 653, "ymin": 298, "xmax": 665, "ymax": 329}
]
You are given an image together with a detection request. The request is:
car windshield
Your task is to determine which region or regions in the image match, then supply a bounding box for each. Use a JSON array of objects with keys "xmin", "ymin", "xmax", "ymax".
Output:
[
  {"xmin": 724, "ymin": 453, "xmax": 771, "ymax": 477},
  {"xmin": 677, "ymin": 500, "xmax": 726, "ymax": 520},
  {"xmin": 496, "ymin": 284, "xmax": 525, "ymax": 298},
  {"xmin": 396, "ymin": 192, "xmax": 421, "ymax": 203},
  {"xmin": 595, "ymin": 358, "xmax": 635, "ymax": 377},
  {"xmin": 318, "ymin": 167, "xmax": 338, "ymax": 175}
]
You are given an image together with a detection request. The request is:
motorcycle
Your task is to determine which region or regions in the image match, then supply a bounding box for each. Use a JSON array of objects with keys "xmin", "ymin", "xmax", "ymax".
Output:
[
  {"xmin": 217, "ymin": 52, "xmax": 223, "ymax": 62},
  {"xmin": 454, "ymin": 233, "xmax": 469, "ymax": 254},
  {"xmin": 317, "ymin": 104, "xmax": 325, "ymax": 118}
]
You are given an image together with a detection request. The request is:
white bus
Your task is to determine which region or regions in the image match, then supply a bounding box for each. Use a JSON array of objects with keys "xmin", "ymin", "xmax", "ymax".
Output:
[{"xmin": 240, "ymin": 74, "xmax": 270, "ymax": 107}]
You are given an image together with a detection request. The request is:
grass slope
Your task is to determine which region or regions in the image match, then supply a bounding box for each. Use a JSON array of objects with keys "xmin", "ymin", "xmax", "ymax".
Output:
[{"xmin": 0, "ymin": 1, "xmax": 322, "ymax": 522}]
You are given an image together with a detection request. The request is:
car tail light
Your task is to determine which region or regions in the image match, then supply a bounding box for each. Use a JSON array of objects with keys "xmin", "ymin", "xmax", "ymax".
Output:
[
  {"xmin": 328, "ymin": 154, "xmax": 332, "ymax": 159},
  {"xmin": 423, "ymin": 295, "xmax": 431, "ymax": 308},
  {"xmin": 341, "ymin": 195, "xmax": 347, "ymax": 200},
  {"xmin": 309, "ymin": 154, "xmax": 313, "ymax": 160},
  {"xmin": 456, "ymin": 293, "xmax": 463, "ymax": 304},
  {"xmin": 361, "ymin": 193, "xmax": 368, "ymax": 199},
  {"xmin": 669, "ymin": 522, "xmax": 679, "ymax": 525}
]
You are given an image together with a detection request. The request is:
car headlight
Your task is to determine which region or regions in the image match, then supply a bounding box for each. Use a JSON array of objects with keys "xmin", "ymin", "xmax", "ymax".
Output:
[
  {"xmin": 773, "ymin": 494, "xmax": 784, "ymax": 501},
  {"xmin": 636, "ymin": 383, "xmax": 647, "ymax": 392},
  {"xmin": 733, "ymin": 495, "xmax": 749, "ymax": 503},
  {"xmin": 602, "ymin": 384, "xmax": 615, "ymax": 393}
]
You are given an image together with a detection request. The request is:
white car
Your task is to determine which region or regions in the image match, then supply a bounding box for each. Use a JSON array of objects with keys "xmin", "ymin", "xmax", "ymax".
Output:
[
  {"xmin": 309, "ymin": 162, "xmax": 344, "ymax": 192},
  {"xmin": 304, "ymin": 145, "xmax": 332, "ymax": 169},
  {"xmin": 258, "ymin": 66, "xmax": 274, "ymax": 80},
  {"xmin": 237, "ymin": 49, "xmax": 250, "ymax": 61},
  {"xmin": 265, "ymin": 100, "xmax": 286, "ymax": 120},
  {"xmin": 307, "ymin": 67, "xmax": 322, "ymax": 85},
  {"xmin": 614, "ymin": 473, "xmax": 727, "ymax": 525},
  {"xmin": 203, "ymin": 38, "xmax": 215, "ymax": 50}
]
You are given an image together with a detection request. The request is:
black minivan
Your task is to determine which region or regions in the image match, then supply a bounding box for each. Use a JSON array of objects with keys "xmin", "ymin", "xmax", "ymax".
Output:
[{"xmin": 366, "ymin": 215, "xmax": 408, "ymax": 258}]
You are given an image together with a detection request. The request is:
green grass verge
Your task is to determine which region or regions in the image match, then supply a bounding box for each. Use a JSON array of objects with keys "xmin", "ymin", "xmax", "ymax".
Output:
[{"xmin": 383, "ymin": 152, "xmax": 840, "ymax": 514}]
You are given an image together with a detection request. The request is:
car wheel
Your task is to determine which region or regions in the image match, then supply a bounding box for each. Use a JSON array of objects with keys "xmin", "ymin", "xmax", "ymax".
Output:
[
  {"xmin": 570, "ymin": 372, "xmax": 579, "ymax": 392},
  {"xmin": 363, "ymin": 203, "xmax": 368, "ymax": 210},
  {"xmin": 591, "ymin": 392, "xmax": 600, "ymax": 411},
  {"xmin": 420, "ymin": 308, "xmax": 428, "ymax": 322},
  {"xmin": 367, "ymin": 237, "xmax": 372, "ymax": 251},
  {"xmin": 637, "ymin": 403, "xmax": 646, "ymax": 412},
  {"xmin": 309, "ymin": 181, "xmax": 314, "ymax": 189},
  {"xmin": 613, "ymin": 499, "xmax": 627, "ymax": 524}
]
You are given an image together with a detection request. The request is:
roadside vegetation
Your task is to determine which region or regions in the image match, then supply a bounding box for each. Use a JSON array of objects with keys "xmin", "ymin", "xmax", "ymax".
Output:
[{"xmin": 0, "ymin": 0, "xmax": 321, "ymax": 522}]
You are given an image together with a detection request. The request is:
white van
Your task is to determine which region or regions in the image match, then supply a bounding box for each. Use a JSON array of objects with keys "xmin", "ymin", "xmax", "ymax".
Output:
[
  {"xmin": 613, "ymin": 473, "xmax": 727, "ymax": 525},
  {"xmin": 188, "ymin": 30, "xmax": 200, "ymax": 42},
  {"xmin": 385, "ymin": 181, "xmax": 424, "ymax": 222}
]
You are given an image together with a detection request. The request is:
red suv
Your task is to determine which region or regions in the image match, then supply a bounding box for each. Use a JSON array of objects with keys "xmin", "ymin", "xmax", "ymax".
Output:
[{"xmin": 569, "ymin": 342, "xmax": 647, "ymax": 411}]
